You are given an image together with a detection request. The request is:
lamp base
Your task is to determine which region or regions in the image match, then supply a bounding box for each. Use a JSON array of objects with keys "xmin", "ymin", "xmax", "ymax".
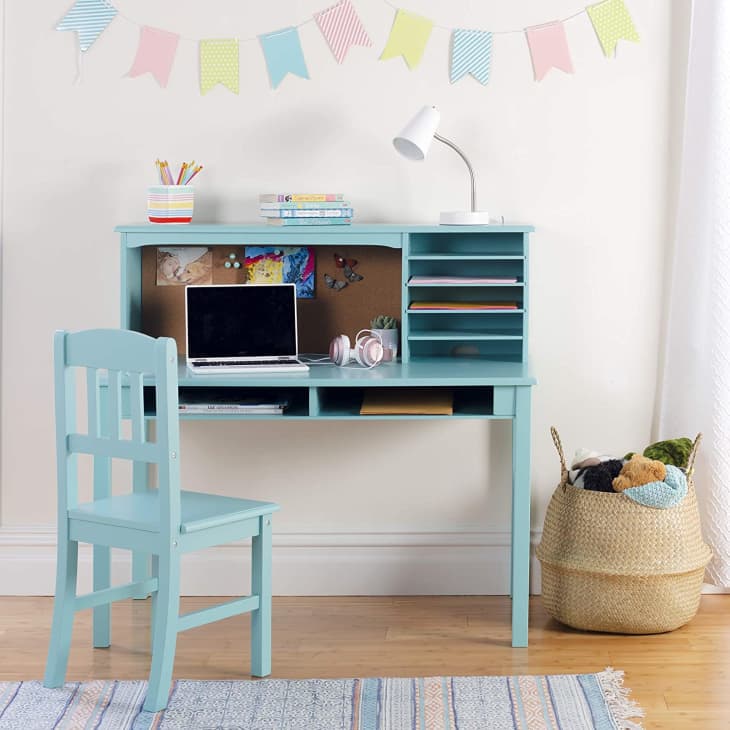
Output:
[{"xmin": 439, "ymin": 210, "xmax": 491, "ymax": 225}]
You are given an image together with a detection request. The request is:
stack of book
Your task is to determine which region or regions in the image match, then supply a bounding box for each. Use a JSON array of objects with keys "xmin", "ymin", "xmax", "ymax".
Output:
[
  {"xmin": 179, "ymin": 393, "xmax": 288, "ymax": 415},
  {"xmin": 259, "ymin": 193, "xmax": 352, "ymax": 226}
]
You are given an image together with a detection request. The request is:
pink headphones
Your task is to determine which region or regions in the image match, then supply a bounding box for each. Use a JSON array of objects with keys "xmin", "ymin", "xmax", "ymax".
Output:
[{"xmin": 329, "ymin": 329, "xmax": 384, "ymax": 368}]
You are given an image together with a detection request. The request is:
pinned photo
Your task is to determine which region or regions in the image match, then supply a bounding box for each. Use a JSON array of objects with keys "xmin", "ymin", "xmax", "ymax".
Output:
[{"xmin": 156, "ymin": 247, "xmax": 212, "ymax": 286}]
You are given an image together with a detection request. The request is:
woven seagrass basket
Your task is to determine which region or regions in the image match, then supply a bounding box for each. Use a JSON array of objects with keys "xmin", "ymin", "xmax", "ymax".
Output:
[{"xmin": 536, "ymin": 427, "xmax": 712, "ymax": 634}]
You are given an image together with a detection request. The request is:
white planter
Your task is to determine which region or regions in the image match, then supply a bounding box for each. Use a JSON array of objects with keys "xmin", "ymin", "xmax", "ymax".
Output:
[{"xmin": 372, "ymin": 328, "xmax": 399, "ymax": 362}]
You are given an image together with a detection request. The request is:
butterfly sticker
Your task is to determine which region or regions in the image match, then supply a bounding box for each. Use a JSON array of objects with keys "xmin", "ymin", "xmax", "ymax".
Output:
[
  {"xmin": 324, "ymin": 273, "xmax": 347, "ymax": 291},
  {"xmin": 343, "ymin": 263, "xmax": 363, "ymax": 283},
  {"xmin": 334, "ymin": 253, "xmax": 357, "ymax": 269}
]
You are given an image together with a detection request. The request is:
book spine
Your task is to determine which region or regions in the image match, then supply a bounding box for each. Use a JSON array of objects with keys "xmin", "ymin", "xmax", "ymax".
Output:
[
  {"xmin": 259, "ymin": 193, "xmax": 344, "ymax": 203},
  {"xmin": 260, "ymin": 201, "xmax": 350, "ymax": 210},
  {"xmin": 261, "ymin": 208, "xmax": 354, "ymax": 218},
  {"xmin": 267, "ymin": 218, "xmax": 352, "ymax": 226},
  {"xmin": 180, "ymin": 406, "xmax": 284, "ymax": 414}
]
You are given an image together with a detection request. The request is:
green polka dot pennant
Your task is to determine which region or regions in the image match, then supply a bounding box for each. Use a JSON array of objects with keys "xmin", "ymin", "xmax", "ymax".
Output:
[
  {"xmin": 199, "ymin": 38, "xmax": 239, "ymax": 94},
  {"xmin": 587, "ymin": 0, "xmax": 640, "ymax": 57}
]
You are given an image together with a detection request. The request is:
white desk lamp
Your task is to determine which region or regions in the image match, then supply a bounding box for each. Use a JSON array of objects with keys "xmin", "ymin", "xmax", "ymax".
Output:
[{"xmin": 393, "ymin": 105, "xmax": 490, "ymax": 225}]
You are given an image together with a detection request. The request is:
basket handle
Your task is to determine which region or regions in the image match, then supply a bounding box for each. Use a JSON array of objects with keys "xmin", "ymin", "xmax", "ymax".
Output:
[
  {"xmin": 687, "ymin": 433, "xmax": 702, "ymax": 476},
  {"xmin": 550, "ymin": 426, "xmax": 570, "ymax": 486}
]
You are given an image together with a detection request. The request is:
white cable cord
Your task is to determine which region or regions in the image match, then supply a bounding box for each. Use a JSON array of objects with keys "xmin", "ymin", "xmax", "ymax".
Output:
[
  {"xmin": 110, "ymin": 1, "xmax": 316, "ymax": 44},
  {"xmin": 107, "ymin": 0, "xmax": 588, "ymax": 44},
  {"xmin": 382, "ymin": 0, "xmax": 588, "ymax": 35},
  {"xmin": 74, "ymin": 48, "xmax": 84, "ymax": 84}
]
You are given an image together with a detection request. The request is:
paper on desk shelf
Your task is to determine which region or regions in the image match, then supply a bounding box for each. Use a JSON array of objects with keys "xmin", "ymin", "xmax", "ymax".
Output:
[{"xmin": 360, "ymin": 388, "xmax": 453, "ymax": 415}]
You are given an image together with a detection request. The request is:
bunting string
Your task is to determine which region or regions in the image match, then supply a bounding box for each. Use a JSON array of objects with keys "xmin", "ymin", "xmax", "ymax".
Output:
[{"xmin": 55, "ymin": 0, "xmax": 640, "ymax": 93}]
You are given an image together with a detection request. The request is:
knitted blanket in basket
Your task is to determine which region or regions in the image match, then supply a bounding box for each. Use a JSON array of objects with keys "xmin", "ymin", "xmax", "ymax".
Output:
[{"xmin": 623, "ymin": 464, "xmax": 687, "ymax": 508}]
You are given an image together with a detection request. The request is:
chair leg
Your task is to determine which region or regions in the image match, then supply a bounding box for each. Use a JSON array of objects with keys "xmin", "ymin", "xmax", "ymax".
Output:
[
  {"xmin": 93, "ymin": 545, "xmax": 111, "ymax": 647},
  {"xmin": 251, "ymin": 514, "xmax": 273, "ymax": 677},
  {"xmin": 44, "ymin": 537, "xmax": 79, "ymax": 688},
  {"xmin": 132, "ymin": 429, "xmax": 152, "ymax": 599},
  {"xmin": 144, "ymin": 550, "xmax": 181, "ymax": 713}
]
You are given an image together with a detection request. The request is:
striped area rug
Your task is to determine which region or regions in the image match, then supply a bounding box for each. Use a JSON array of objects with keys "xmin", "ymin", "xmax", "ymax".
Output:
[{"xmin": 0, "ymin": 670, "xmax": 643, "ymax": 729}]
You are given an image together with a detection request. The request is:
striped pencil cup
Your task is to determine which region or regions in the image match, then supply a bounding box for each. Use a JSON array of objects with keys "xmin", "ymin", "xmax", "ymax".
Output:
[{"xmin": 147, "ymin": 185, "xmax": 194, "ymax": 223}]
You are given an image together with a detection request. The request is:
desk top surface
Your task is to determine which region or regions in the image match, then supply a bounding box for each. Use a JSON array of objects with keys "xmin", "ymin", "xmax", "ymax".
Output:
[{"xmin": 178, "ymin": 357, "xmax": 536, "ymax": 387}]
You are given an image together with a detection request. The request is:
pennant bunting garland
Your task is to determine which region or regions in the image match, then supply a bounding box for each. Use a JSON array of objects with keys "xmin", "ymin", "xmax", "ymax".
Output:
[
  {"xmin": 587, "ymin": 0, "xmax": 640, "ymax": 57},
  {"xmin": 380, "ymin": 9, "xmax": 433, "ymax": 70},
  {"xmin": 259, "ymin": 28, "xmax": 309, "ymax": 88},
  {"xmin": 315, "ymin": 0, "xmax": 372, "ymax": 64},
  {"xmin": 525, "ymin": 21, "xmax": 574, "ymax": 81},
  {"xmin": 450, "ymin": 29, "xmax": 493, "ymax": 85},
  {"xmin": 199, "ymin": 39, "xmax": 239, "ymax": 94},
  {"xmin": 53, "ymin": 0, "xmax": 641, "ymax": 93},
  {"xmin": 56, "ymin": 0, "xmax": 117, "ymax": 53},
  {"xmin": 128, "ymin": 26, "xmax": 179, "ymax": 88}
]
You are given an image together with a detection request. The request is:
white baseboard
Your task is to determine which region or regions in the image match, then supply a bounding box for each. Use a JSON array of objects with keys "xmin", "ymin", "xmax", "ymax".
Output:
[{"xmin": 0, "ymin": 526, "xmax": 543, "ymax": 596}]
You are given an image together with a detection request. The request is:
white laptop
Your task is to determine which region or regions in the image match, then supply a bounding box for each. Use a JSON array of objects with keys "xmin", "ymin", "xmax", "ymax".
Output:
[{"xmin": 185, "ymin": 283, "xmax": 309, "ymax": 374}]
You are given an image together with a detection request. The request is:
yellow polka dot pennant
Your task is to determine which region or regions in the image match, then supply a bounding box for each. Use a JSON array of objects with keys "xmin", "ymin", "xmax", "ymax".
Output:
[
  {"xmin": 199, "ymin": 38, "xmax": 239, "ymax": 94},
  {"xmin": 587, "ymin": 0, "xmax": 639, "ymax": 58}
]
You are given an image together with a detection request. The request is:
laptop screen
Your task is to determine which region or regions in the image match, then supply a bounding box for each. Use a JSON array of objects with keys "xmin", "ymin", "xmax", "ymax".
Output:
[{"xmin": 186, "ymin": 284, "xmax": 298, "ymax": 359}]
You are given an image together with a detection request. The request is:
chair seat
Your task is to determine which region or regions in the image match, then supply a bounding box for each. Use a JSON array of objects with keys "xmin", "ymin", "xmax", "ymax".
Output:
[{"xmin": 69, "ymin": 490, "xmax": 279, "ymax": 534}]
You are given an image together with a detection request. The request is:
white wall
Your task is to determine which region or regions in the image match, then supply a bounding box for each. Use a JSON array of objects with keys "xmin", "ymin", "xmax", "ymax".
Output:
[{"xmin": 0, "ymin": 0, "xmax": 683, "ymax": 594}]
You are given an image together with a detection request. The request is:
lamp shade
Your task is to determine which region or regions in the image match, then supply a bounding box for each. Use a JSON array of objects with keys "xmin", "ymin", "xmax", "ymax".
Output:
[{"xmin": 393, "ymin": 105, "xmax": 440, "ymax": 161}]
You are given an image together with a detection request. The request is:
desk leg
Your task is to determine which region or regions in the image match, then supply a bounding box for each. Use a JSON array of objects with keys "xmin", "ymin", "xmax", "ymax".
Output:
[
  {"xmin": 132, "ymin": 419, "xmax": 151, "ymax": 596},
  {"xmin": 511, "ymin": 386, "xmax": 532, "ymax": 648}
]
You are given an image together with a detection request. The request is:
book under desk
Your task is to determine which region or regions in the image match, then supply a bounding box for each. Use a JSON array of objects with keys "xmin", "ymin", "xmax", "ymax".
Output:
[{"xmin": 116, "ymin": 224, "xmax": 535, "ymax": 647}]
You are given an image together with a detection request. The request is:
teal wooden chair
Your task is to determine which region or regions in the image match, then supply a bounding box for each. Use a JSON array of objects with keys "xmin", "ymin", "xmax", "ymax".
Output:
[{"xmin": 43, "ymin": 329, "xmax": 279, "ymax": 712}]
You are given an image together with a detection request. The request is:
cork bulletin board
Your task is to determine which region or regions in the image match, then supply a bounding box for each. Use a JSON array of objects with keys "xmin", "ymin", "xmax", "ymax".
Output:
[{"xmin": 141, "ymin": 245, "xmax": 402, "ymax": 354}]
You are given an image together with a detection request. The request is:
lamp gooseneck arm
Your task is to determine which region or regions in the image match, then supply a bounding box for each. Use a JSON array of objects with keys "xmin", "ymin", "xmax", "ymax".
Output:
[{"xmin": 434, "ymin": 132, "xmax": 476, "ymax": 212}]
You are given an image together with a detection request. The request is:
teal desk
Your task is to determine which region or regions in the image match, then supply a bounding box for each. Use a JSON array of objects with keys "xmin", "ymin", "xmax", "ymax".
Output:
[{"xmin": 116, "ymin": 224, "xmax": 536, "ymax": 647}]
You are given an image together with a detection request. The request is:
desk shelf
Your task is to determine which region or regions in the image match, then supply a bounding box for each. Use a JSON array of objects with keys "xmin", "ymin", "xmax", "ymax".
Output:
[
  {"xmin": 407, "ymin": 254, "xmax": 525, "ymax": 261},
  {"xmin": 403, "ymin": 229, "xmax": 530, "ymax": 364},
  {"xmin": 408, "ymin": 330, "xmax": 523, "ymax": 341},
  {"xmin": 315, "ymin": 386, "xmax": 495, "ymax": 418}
]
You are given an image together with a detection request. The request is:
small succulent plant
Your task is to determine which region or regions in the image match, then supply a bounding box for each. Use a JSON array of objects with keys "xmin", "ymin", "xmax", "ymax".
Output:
[{"xmin": 370, "ymin": 314, "xmax": 398, "ymax": 330}]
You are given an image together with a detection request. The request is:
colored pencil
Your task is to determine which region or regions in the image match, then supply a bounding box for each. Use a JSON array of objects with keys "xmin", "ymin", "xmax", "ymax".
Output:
[{"xmin": 186, "ymin": 165, "xmax": 203, "ymax": 183}]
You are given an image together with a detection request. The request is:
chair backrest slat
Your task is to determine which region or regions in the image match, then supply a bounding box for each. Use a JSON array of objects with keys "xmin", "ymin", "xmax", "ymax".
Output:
[
  {"xmin": 87, "ymin": 369, "xmax": 100, "ymax": 437},
  {"xmin": 55, "ymin": 329, "xmax": 181, "ymax": 536},
  {"xmin": 129, "ymin": 372, "xmax": 145, "ymax": 443},
  {"xmin": 107, "ymin": 369, "xmax": 122, "ymax": 440}
]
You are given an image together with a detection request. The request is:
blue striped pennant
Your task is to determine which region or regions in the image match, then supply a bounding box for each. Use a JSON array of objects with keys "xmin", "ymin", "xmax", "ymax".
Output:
[
  {"xmin": 56, "ymin": 0, "xmax": 118, "ymax": 53},
  {"xmin": 450, "ymin": 29, "xmax": 493, "ymax": 85}
]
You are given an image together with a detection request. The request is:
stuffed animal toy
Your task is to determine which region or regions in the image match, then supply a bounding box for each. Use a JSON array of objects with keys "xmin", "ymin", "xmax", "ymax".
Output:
[
  {"xmin": 570, "ymin": 448, "xmax": 602, "ymax": 470},
  {"xmin": 612, "ymin": 454, "xmax": 667, "ymax": 492},
  {"xmin": 624, "ymin": 437, "xmax": 693, "ymax": 468},
  {"xmin": 577, "ymin": 459, "xmax": 624, "ymax": 492},
  {"xmin": 643, "ymin": 437, "xmax": 693, "ymax": 468}
]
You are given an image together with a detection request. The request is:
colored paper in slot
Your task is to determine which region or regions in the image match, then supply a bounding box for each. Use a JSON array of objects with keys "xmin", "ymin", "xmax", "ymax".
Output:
[
  {"xmin": 409, "ymin": 301, "xmax": 518, "ymax": 310},
  {"xmin": 360, "ymin": 388, "xmax": 454, "ymax": 415}
]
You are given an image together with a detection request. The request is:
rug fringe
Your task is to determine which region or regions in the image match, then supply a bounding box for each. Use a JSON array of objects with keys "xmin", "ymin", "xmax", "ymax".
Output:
[{"xmin": 597, "ymin": 667, "xmax": 645, "ymax": 730}]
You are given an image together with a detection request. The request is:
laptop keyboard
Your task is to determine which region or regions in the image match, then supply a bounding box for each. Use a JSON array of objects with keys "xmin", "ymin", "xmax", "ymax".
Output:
[{"xmin": 192, "ymin": 359, "xmax": 299, "ymax": 367}]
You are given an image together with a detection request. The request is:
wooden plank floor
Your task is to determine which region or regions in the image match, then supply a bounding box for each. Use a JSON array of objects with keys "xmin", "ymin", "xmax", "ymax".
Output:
[{"xmin": 0, "ymin": 595, "xmax": 727, "ymax": 729}]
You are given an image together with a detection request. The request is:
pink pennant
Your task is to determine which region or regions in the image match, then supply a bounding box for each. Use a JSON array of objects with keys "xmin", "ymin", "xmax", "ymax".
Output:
[
  {"xmin": 128, "ymin": 26, "xmax": 180, "ymax": 88},
  {"xmin": 525, "ymin": 21, "xmax": 574, "ymax": 81},
  {"xmin": 315, "ymin": 0, "xmax": 372, "ymax": 64}
]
